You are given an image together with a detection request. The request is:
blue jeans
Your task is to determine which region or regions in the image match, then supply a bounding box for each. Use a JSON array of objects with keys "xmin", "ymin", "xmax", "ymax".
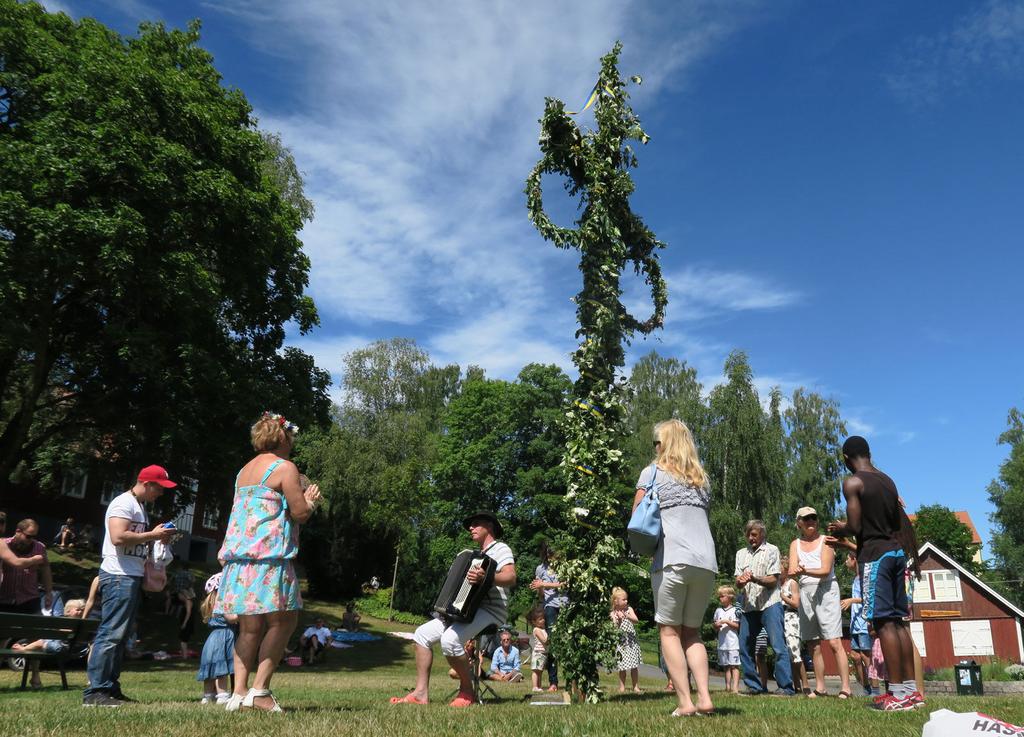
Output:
[
  {"xmin": 739, "ymin": 603, "xmax": 794, "ymax": 694},
  {"xmin": 84, "ymin": 571, "xmax": 142, "ymax": 696},
  {"xmin": 544, "ymin": 605, "xmax": 560, "ymax": 686}
]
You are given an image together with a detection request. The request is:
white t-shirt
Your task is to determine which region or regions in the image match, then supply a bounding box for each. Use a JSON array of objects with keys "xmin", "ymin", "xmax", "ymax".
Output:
[
  {"xmin": 303, "ymin": 625, "xmax": 332, "ymax": 643},
  {"xmin": 480, "ymin": 541, "xmax": 515, "ymax": 620},
  {"xmin": 714, "ymin": 606, "xmax": 740, "ymax": 651},
  {"xmin": 101, "ymin": 491, "xmax": 149, "ymax": 577}
]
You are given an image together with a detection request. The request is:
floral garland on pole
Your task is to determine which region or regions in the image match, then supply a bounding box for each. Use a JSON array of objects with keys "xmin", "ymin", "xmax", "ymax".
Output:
[{"xmin": 525, "ymin": 42, "xmax": 667, "ymax": 702}]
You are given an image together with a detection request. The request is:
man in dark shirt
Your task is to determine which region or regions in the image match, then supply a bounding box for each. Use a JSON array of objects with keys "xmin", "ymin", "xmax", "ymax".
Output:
[{"xmin": 829, "ymin": 436, "xmax": 921, "ymax": 712}]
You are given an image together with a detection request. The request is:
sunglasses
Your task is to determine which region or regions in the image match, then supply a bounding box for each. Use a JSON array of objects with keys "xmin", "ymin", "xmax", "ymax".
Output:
[{"xmin": 801, "ymin": 515, "xmax": 818, "ymax": 522}]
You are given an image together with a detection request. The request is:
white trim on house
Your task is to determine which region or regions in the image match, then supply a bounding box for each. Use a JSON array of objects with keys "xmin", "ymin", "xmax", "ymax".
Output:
[
  {"xmin": 1016, "ymin": 618, "xmax": 1024, "ymax": 663},
  {"xmin": 917, "ymin": 542, "xmax": 1024, "ymax": 619}
]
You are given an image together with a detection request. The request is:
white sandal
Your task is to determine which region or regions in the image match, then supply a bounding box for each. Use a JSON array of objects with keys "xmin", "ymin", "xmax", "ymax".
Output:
[
  {"xmin": 224, "ymin": 692, "xmax": 245, "ymax": 712},
  {"xmin": 242, "ymin": 687, "xmax": 283, "ymax": 713}
]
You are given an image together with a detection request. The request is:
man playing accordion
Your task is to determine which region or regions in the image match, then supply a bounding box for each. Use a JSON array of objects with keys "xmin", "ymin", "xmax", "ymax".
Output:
[{"xmin": 391, "ymin": 511, "xmax": 515, "ymax": 707}]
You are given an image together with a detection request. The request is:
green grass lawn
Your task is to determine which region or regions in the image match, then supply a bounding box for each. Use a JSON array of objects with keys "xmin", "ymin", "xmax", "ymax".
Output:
[
  {"xmin": 6, "ymin": 553, "xmax": 1023, "ymax": 736},
  {"xmin": 4, "ymin": 610, "xmax": 1024, "ymax": 737}
]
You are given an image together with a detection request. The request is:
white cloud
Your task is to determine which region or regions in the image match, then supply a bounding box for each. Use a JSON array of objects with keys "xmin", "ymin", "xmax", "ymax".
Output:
[
  {"xmin": 39, "ymin": 0, "xmax": 74, "ymax": 15},
  {"xmin": 663, "ymin": 266, "xmax": 800, "ymax": 322},
  {"xmin": 208, "ymin": 1, "xmax": 762, "ymax": 379},
  {"xmin": 897, "ymin": 430, "xmax": 917, "ymax": 444},
  {"xmin": 846, "ymin": 416, "xmax": 876, "ymax": 436},
  {"xmin": 886, "ymin": 0, "xmax": 1024, "ymax": 105}
]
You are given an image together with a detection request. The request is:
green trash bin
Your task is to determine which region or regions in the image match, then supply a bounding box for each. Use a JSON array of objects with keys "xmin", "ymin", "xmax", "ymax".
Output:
[{"xmin": 954, "ymin": 660, "xmax": 983, "ymax": 696}]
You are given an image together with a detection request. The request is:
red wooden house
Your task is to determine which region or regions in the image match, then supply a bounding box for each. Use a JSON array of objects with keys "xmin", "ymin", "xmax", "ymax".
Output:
[{"xmin": 909, "ymin": 542, "xmax": 1024, "ymax": 669}]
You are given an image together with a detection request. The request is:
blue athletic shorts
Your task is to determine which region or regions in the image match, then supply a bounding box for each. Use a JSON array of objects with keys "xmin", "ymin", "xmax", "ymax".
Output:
[{"xmin": 860, "ymin": 551, "xmax": 910, "ymax": 622}]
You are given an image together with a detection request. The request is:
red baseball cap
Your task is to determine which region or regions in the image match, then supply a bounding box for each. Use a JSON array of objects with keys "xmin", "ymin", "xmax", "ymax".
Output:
[{"xmin": 137, "ymin": 465, "xmax": 177, "ymax": 489}]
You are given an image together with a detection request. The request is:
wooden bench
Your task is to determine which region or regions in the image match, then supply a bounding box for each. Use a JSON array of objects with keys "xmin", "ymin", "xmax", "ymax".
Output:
[{"xmin": 0, "ymin": 613, "xmax": 99, "ymax": 690}]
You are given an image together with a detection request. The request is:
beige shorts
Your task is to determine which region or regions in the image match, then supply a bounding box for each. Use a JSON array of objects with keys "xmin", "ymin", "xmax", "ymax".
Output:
[
  {"xmin": 652, "ymin": 564, "xmax": 716, "ymax": 628},
  {"xmin": 798, "ymin": 579, "xmax": 843, "ymax": 641}
]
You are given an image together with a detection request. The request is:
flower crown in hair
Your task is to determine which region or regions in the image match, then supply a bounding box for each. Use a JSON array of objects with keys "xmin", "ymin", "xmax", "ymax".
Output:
[{"xmin": 262, "ymin": 411, "xmax": 299, "ymax": 435}]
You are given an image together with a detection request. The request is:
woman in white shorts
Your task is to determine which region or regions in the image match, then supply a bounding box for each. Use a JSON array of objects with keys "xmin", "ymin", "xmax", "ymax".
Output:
[
  {"xmin": 788, "ymin": 507, "xmax": 851, "ymax": 699},
  {"xmin": 633, "ymin": 419, "xmax": 717, "ymax": 717}
]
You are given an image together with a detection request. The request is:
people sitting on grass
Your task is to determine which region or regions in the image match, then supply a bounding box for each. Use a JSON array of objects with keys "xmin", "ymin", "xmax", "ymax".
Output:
[
  {"xmin": 13, "ymin": 598, "xmax": 86, "ymax": 689},
  {"xmin": 390, "ymin": 510, "xmax": 515, "ymax": 707},
  {"xmin": 300, "ymin": 617, "xmax": 333, "ymax": 664},
  {"xmin": 53, "ymin": 518, "xmax": 77, "ymax": 549},
  {"xmin": 488, "ymin": 629, "xmax": 522, "ymax": 682},
  {"xmin": 341, "ymin": 602, "xmax": 361, "ymax": 631}
]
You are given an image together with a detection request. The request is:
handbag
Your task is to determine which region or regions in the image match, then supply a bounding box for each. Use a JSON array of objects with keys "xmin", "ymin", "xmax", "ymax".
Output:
[
  {"xmin": 142, "ymin": 541, "xmax": 170, "ymax": 592},
  {"xmin": 143, "ymin": 558, "xmax": 167, "ymax": 592},
  {"xmin": 627, "ymin": 464, "xmax": 661, "ymax": 556}
]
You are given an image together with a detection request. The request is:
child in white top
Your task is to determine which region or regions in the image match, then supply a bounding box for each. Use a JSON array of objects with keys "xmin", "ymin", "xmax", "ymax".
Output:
[
  {"xmin": 528, "ymin": 608, "xmax": 549, "ymax": 692},
  {"xmin": 712, "ymin": 586, "xmax": 740, "ymax": 693}
]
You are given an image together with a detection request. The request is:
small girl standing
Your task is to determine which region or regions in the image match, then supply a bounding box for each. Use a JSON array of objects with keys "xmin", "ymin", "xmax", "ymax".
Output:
[
  {"xmin": 528, "ymin": 608, "xmax": 549, "ymax": 692},
  {"xmin": 611, "ymin": 587, "xmax": 643, "ymax": 693},
  {"xmin": 196, "ymin": 573, "xmax": 237, "ymax": 704},
  {"xmin": 712, "ymin": 586, "xmax": 740, "ymax": 693}
]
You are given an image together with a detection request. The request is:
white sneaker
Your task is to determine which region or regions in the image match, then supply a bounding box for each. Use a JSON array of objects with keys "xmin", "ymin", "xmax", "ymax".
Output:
[
  {"xmin": 215, "ymin": 692, "xmax": 231, "ymax": 705},
  {"xmin": 200, "ymin": 694, "xmax": 217, "ymax": 704}
]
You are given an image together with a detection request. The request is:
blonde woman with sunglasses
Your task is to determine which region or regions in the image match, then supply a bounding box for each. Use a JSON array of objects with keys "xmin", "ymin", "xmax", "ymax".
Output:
[{"xmin": 633, "ymin": 419, "xmax": 717, "ymax": 717}]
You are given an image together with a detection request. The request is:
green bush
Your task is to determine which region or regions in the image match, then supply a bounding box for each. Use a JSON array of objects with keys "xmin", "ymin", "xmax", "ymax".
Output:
[
  {"xmin": 925, "ymin": 659, "xmax": 1021, "ymax": 683},
  {"xmin": 355, "ymin": 588, "xmax": 423, "ymax": 626}
]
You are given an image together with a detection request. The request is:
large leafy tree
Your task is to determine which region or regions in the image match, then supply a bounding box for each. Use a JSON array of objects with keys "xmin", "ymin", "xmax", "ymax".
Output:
[
  {"xmin": 783, "ymin": 388, "xmax": 847, "ymax": 522},
  {"xmin": 622, "ymin": 352, "xmax": 705, "ymax": 475},
  {"xmin": 911, "ymin": 504, "xmax": 980, "ymax": 573},
  {"xmin": 704, "ymin": 351, "xmax": 785, "ymax": 565},
  {"xmin": 430, "ymin": 364, "xmax": 571, "ymax": 615},
  {"xmin": 296, "ymin": 339, "xmax": 460, "ymax": 601},
  {"xmin": 0, "ymin": 4, "xmax": 328, "ymax": 505},
  {"xmin": 526, "ymin": 43, "xmax": 667, "ymax": 701},
  {"xmin": 987, "ymin": 406, "xmax": 1024, "ymax": 602}
]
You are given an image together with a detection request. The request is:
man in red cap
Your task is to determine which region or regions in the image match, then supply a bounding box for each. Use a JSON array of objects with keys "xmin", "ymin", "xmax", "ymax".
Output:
[{"xmin": 83, "ymin": 465, "xmax": 178, "ymax": 707}]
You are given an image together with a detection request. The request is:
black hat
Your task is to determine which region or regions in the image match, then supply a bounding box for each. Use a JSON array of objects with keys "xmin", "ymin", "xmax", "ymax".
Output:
[{"xmin": 462, "ymin": 510, "xmax": 503, "ymax": 538}]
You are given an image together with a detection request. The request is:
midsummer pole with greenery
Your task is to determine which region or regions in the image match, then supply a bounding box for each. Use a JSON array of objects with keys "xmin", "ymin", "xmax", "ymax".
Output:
[{"xmin": 525, "ymin": 42, "xmax": 667, "ymax": 702}]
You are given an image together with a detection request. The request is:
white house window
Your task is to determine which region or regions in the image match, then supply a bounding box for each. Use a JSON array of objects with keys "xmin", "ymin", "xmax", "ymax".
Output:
[
  {"xmin": 61, "ymin": 471, "xmax": 88, "ymax": 499},
  {"xmin": 201, "ymin": 502, "xmax": 220, "ymax": 530},
  {"xmin": 100, "ymin": 480, "xmax": 123, "ymax": 505},
  {"xmin": 951, "ymin": 620, "xmax": 994, "ymax": 657},
  {"xmin": 914, "ymin": 570, "xmax": 963, "ymax": 603},
  {"xmin": 910, "ymin": 622, "xmax": 927, "ymax": 657}
]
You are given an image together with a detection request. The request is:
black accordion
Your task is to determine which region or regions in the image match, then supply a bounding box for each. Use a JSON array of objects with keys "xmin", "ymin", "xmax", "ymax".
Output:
[{"xmin": 432, "ymin": 549, "xmax": 497, "ymax": 623}]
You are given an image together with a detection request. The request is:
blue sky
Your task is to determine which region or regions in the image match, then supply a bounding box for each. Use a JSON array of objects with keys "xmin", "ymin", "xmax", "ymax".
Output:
[{"xmin": 47, "ymin": 1, "xmax": 1024, "ymax": 552}]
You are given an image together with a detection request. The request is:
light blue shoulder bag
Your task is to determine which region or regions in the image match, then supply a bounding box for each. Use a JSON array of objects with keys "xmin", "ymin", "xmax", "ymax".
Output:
[{"xmin": 627, "ymin": 464, "xmax": 661, "ymax": 556}]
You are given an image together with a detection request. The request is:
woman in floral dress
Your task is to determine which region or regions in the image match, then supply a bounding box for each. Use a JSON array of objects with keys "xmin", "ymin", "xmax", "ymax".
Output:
[{"xmin": 216, "ymin": 412, "xmax": 320, "ymax": 712}]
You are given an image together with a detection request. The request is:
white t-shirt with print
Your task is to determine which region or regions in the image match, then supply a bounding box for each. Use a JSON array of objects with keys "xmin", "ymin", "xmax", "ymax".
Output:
[
  {"xmin": 101, "ymin": 491, "xmax": 149, "ymax": 577},
  {"xmin": 714, "ymin": 606, "xmax": 740, "ymax": 651}
]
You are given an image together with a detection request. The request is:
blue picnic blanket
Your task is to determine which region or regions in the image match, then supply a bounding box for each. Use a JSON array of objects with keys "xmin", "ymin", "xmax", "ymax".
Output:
[{"xmin": 332, "ymin": 630, "xmax": 381, "ymax": 642}]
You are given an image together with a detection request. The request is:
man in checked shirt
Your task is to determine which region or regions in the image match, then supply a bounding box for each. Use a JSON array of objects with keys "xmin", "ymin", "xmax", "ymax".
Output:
[{"xmin": 734, "ymin": 519, "xmax": 795, "ymax": 696}]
